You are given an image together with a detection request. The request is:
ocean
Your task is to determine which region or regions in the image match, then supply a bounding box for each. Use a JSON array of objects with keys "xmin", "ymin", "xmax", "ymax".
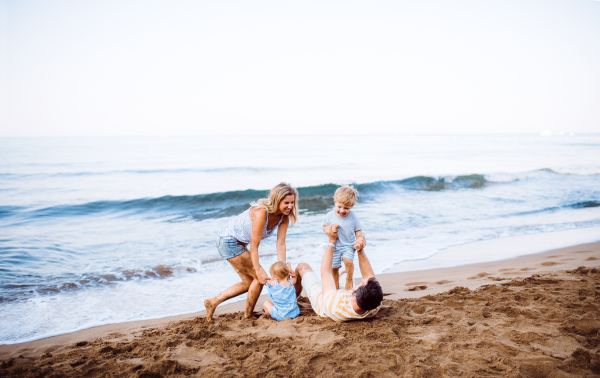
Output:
[{"xmin": 1, "ymin": 134, "xmax": 599, "ymax": 344}]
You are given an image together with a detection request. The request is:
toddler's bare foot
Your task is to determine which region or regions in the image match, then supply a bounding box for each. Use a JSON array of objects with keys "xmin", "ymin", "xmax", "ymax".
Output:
[
  {"xmin": 243, "ymin": 314, "xmax": 258, "ymax": 321},
  {"xmin": 345, "ymin": 282, "xmax": 353, "ymax": 290},
  {"xmin": 204, "ymin": 298, "xmax": 216, "ymax": 323}
]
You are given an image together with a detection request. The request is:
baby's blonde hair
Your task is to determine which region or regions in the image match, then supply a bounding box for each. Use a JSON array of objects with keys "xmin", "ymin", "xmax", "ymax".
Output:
[
  {"xmin": 334, "ymin": 185, "xmax": 359, "ymax": 206},
  {"xmin": 251, "ymin": 182, "xmax": 299, "ymax": 225},
  {"xmin": 270, "ymin": 261, "xmax": 290, "ymax": 280}
]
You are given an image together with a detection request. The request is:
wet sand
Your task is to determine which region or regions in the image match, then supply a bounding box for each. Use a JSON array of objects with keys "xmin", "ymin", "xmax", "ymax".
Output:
[{"xmin": 1, "ymin": 240, "xmax": 599, "ymax": 377}]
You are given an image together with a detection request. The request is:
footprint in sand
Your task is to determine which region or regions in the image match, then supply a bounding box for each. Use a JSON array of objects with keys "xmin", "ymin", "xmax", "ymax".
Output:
[
  {"xmin": 405, "ymin": 282, "xmax": 428, "ymax": 286},
  {"xmin": 585, "ymin": 257, "xmax": 598, "ymax": 261},
  {"xmin": 499, "ymin": 268, "xmax": 515, "ymax": 272},
  {"xmin": 520, "ymin": 267, "xmax": 534, "ymax": 271},
  {"xmin": 468, "ymin": 272, "xmax": 489, "ymax": 280},
  {"xmin": 546, "ymin": 255, "xmax": 562, "ymax": 258},
  {"xmin": 435, "ymin": 280, "xmax": 453, "ymax": 285},
  {"xmin": 575, "ymin": 250, "xmax": 592, "ymax": 254},
  {"xmin": 540, "ymin": 261, "xmax": 563, "ymax": 267},
  {"xmin": 406, "ymin": 285, "xmax": 428, "ymax": 291}
]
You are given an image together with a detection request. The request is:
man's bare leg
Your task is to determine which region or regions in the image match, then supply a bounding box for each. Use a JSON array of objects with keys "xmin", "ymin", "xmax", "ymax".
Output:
[
  {"xmin": 342, "ymin": 257, "xmax": 355, "ymax": 291},
  {"xmin": 331, "ymin": 267, "xmax": 340, "ymax": 289},
  {"xmin": 294, "ymin": 263, "xmax": 313, "ymax": 297}
]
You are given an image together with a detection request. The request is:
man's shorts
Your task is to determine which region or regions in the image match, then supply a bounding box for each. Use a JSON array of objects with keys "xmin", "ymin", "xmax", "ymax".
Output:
[
  {"xmin": 216, "ymin": 237, "xmax": 247, "ymax": 260},
  {"xmin": 301, "ymin": 271, "xmax": 324, "ymax": 316},
  {"xmin": 332, "ymin": 244, "xmax": 356, "ymax": 268}
]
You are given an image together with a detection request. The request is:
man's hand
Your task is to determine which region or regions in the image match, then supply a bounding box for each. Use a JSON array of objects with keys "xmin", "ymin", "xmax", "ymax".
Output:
[
  {"xmin": 354, "ymin": 236, "xmax": 366, "ymax": 250},
  {"xmin": 324, "ymin": 224, "xmax": 339, "ymax": 243},
  {"xmin": 256, "ymin": 266, "xmax": 271, "ymax": 285}
]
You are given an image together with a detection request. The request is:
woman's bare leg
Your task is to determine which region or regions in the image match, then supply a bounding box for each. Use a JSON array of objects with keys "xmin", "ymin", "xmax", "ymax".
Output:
[
  {"xmin": 204, "ymin": 250, "xmax": 258, "ymax": 322},
  {"xmin": 204, "ymin": 281, "xmax": 251, "ymax": 323},
  {"xmin": 245, "ymin": 277, "xmax": 263, "ymax": 320}
]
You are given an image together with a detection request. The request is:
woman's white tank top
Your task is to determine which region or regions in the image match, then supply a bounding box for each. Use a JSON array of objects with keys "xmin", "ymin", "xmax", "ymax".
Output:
[{"xmin": 218, "ymin": 206, "xmax": 283, "ymax": 244}]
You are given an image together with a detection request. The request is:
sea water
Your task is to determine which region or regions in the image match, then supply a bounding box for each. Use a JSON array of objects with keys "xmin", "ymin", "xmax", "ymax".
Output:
[{"xmin": 1, "ymin": 134, "xmax": 599, "ymax": 343}]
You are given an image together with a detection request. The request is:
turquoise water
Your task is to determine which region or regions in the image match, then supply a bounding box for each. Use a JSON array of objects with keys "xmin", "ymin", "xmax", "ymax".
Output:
[{"xmin": 1, "ymin": 134, "xmax": 599, "ymax": 343}]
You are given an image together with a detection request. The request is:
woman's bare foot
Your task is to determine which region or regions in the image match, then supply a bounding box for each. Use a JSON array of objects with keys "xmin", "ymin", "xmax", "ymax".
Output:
[{"xmin": 204, "ymin": 298, "xmax": 216, "ymax": 323}]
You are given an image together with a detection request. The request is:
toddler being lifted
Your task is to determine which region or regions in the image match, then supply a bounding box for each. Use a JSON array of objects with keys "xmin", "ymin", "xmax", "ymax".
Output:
[{"xmin": 321, "ymin": 185, "xmax": 366, "ymax": 290}]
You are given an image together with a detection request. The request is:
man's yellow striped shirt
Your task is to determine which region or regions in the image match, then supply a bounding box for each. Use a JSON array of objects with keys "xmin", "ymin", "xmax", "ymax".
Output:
[{"xmin": 315, "ymin": 289, "xmax": 380, "ymax": 322}]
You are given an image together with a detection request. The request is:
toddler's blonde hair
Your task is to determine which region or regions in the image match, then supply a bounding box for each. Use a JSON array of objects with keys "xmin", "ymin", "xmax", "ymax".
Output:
[
  {"xmin": 270, "ymin": 261, "xmax": 290, "ymax": 280},
  {"xmin": 334, "ymin": 185, "xmax": 359, "ymax": 206}
]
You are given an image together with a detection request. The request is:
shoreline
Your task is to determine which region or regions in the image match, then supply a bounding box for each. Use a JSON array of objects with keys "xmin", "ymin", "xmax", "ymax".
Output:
[
  {"xmin": 386, "ymin": 226, "xmax": 600, "ymax": 273},
  {"xmin": 1, "ymin": 236, "xmax": 599, "ymax": 360},
  {"xmin": 3, "ymin": 227, "xmax": 598, "ymax": 348}
]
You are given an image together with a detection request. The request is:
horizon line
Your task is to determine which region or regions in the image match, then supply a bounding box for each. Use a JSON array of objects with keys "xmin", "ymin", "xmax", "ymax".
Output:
[{"xmin": 1, "ymin": 132, "xmax": 599, "ymax": 138}]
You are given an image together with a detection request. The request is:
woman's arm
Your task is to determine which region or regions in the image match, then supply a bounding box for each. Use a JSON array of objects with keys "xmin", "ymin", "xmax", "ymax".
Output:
[
  {"xmin": 287, "ymin": 262, "xmax": 297, "ymax": 284},
  {"xmin": 249, "ymin": 207, "xmax": 270, "ymax": 284},
  {"xmin": 276, "ymin": 215, "xmax": 290, "ymax": 262}
]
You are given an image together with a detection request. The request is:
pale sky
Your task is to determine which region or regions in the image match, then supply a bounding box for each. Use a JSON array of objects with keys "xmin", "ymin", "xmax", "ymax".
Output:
[{"xmin": 0, "ymin": 0, "xmax": 599, "ymax": 137}]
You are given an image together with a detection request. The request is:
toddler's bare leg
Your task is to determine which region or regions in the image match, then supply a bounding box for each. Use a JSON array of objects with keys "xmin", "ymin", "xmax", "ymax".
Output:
[
  {"xmin": 263, "ymin": 300, "xmax": 274, "ymax": 317},
  {"xmin": 342, "ymin": 257, "xmax": 355, "ymax": 291},
  {"xmin": 331, "ymin": 267, "xmax": 340, "ymax": 290}
]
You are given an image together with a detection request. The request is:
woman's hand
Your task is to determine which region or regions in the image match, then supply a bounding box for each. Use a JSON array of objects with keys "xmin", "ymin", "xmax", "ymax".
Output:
[
  {"xmin": 256, "ymin": 266, "xmax": 271, "ymax": 285},
  {"xmin": 286, "ymin": 262, "xmax": 296, "ymax": 278}
]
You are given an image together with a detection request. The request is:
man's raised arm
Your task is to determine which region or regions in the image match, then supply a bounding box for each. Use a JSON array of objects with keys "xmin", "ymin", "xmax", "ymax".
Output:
[
  {"xmin": 356, "ymin": 249, "xmax": 375, "ymax": 279},
  {"xmin": 320, "ymin": 225, "xmax": 338, "ymax": 294}
]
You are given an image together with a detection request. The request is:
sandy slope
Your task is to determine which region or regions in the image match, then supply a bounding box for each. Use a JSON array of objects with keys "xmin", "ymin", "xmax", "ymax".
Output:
[{"xmin": 1, "ymin": 241, "xmax": 599, "ymax": 377}]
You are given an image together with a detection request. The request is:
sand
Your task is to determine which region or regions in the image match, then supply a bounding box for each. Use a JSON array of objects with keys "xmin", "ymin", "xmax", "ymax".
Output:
[{"xmin": 1, "ymin": 240, "xmax": 600, "ymax": 377}]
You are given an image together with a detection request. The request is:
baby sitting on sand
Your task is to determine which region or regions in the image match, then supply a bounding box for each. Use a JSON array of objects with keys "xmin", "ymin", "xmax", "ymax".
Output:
[
  {"xmin": 322, "ymin": 185, "xmax": 367, "ymax": 290},
  {"xmin": 263, "ymin": 261, "xmax": 300, "ymax": 321}
]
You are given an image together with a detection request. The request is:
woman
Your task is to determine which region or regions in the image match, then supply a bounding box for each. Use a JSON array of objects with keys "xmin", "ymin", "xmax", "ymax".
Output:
[{"xmin": 204, "ymin": 182, "xmax": 298, "ymax": 322}]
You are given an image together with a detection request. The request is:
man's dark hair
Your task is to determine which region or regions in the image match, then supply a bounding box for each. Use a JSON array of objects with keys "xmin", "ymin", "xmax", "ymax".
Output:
[{"xmin": 355, "ymin": 277, "xmax": 383, "ymax": 311}]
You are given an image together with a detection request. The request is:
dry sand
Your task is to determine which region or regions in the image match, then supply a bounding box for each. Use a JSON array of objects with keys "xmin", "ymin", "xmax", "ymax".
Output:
[{"xmin": 1, "ymin": 240, "xmax": 600, "ymax": 377}]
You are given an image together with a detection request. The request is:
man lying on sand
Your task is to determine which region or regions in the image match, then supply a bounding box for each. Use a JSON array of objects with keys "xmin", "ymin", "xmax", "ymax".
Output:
[{"xmin": 293, "ymin": 224, "xmax": 383, "ymax": 321}]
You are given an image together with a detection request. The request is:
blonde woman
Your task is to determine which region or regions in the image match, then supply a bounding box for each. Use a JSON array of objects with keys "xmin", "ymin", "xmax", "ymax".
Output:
[{"xmin": 204, "ymin": 182, "xmax": 298, "ymax": 322}]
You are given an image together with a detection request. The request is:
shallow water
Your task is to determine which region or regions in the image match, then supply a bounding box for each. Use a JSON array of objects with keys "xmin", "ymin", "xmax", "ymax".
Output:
[{"xmin": 1, "ymin": 134, "xmax": 599, "ymax": 343}]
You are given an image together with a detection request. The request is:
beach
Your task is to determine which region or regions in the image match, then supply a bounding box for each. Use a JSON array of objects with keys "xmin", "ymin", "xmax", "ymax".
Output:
[
  {"xmin": 2, "ymin": 237, "xmax": 599, "ymax": 377},
  {"xmin": 3, "ymin": 0, "xmax": 600, "ymax": 376}
]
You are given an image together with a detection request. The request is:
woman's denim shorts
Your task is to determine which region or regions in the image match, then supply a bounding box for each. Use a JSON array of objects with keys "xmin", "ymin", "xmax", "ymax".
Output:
[{"xmin": 216, "ymin": 237, "xmax": 248, "ymax": 260}]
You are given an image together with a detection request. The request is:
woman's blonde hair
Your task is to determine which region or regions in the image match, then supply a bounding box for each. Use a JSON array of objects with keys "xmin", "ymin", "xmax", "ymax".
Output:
[
  {"xmin": 270, "ymin": 261, "xmax": 290, "ymax": 279},
  {"xmin": 251, "ymin": 182, "xmax": 299, "ymax": 225}
]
